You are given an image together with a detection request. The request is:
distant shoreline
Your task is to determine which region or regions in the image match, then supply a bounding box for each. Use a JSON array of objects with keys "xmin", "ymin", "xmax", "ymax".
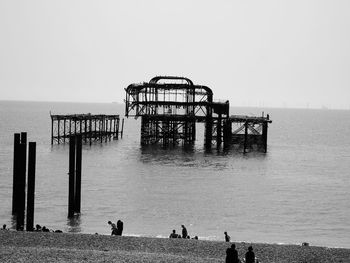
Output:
[{"xmin": 1, "ymin": 231, "xmax": 350, "ymax": 262}]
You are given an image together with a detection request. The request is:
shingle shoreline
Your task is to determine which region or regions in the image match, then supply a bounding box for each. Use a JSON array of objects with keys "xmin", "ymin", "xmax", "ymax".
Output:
[{"xmin": 1, "ymin": 231, "xmax": 349, "ymax": 262}]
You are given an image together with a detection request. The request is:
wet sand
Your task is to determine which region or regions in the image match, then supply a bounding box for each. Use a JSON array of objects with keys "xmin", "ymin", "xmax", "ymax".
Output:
[{"xmin": 1, "ymin": 230, "xmax": 350, "ymax": 262}]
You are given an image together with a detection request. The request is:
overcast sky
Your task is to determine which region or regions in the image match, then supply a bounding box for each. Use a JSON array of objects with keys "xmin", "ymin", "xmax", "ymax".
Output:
[{"xmin": 1, "ymin": 1, "xmax": 349, "ymax": 109}]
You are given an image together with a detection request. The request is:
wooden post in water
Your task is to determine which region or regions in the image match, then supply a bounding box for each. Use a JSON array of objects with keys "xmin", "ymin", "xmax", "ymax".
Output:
[
  {"xmin": 68, "ymin": 136, "xmax": 76, "ymax": 218},
  {"xmin": 75, "ymin": 135, "xmax": 82, "ymax": 213},
  {"xmin": 16, "ymin": 141, "xmax": 26, "ymax": 230},
  {"xmin": 12, "ymin": 133, "xmax": 20, "ymax": 215},
  {"xmin": 26, "ymin": 142, "xmax": 36, "ymax": 231}
]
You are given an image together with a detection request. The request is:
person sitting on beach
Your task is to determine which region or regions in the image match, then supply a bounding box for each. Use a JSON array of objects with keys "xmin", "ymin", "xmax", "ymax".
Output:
[
  {"xmin": 224, "ymin": 231, "xmax": 231, "ymax": 242},
  {"xmin": 245, "ymin": 246, "xmax": 255, "ymax": 263},
  {"xmin": 169, "ymin": 229, "xmax": 178, "ymax": 238},
  {"xmin": 42, "ymin": 226, "xmax": 50, "ymax": 232},
  {"xmin": 116, "ymin": 220, "xmax": 123, "ymax": 236},
  {"xmin": 181, "ymin": 225, "xmax": 188, "ymax": 238},
  {"xmin": 35, "ymin": 224, "xmax": 42, "ymax": 231},
  {"xmin": 108, "ymin": 221, "xmax": 117, "ymax": 235}
]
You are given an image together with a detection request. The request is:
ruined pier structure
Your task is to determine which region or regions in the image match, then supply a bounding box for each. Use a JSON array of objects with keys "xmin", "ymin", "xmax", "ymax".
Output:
[
  {"xmin": 125, "ymin": 76, "xmax": 272, "ymax": 152},
  {"xmin": 51, "ymin": 114, "xmax": 124, "ymax": 145}
]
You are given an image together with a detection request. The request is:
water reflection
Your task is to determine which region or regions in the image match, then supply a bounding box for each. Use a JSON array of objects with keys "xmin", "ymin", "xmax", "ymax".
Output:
[
  {"xmin": 139, "ymin": 142, "xmax": 268, "ymax": 171},
  {"xmin": 66, "ymin": 215, "xmax": 82, "ymax": 233}
]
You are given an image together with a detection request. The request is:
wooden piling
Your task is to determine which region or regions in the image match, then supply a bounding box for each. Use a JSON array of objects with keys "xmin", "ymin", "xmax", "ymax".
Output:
[
  {"xmin": 75, "ymin": 135, "xmax": 82, "ymax": 213},
  {"xmin": 16, "ymin": 142, "xmax": 26, "ymax": 230},
  {"xmin": 12, "ymin": 133, "xmax": 20, "ymax": 215},
  {"xmin": 26, "ymin": 142, "xmax": 36, "ymax": 231},
  {"xmin": 68, "ymin": 136, "xmax": 76, "ymax": 218}
]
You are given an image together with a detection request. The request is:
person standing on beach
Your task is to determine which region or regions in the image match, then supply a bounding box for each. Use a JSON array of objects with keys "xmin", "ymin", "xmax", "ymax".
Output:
[
  {"xmin": 116, "ymin": 220, "xmax": 123, "ymax": 236},
  {"xmin": 226, "ymin": 246, "xmax": 233, "ymax": 263},
  {"xmin": 245, "ymin": 246, "xmax": 255, "ymax": 263},
  {"xmin": 224, "ymin": 231, "xmax": 231, "ymax": 242},
  {"xmin": 226, "ymin": 244, "xmax": 239, "ymax": 263},
  {"xmin": 181, "ymin": 225, "xmax": 188, "ymax": 238}
]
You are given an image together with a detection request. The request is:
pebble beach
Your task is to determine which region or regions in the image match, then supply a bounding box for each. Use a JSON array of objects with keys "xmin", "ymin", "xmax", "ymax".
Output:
[{"xmin": 1, "ymin": 231, "xmax": 350, "ymax": 263}]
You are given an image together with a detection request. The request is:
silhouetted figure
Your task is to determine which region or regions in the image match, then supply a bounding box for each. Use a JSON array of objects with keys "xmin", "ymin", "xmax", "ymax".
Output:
[
  {"xmin": 231, "ymin": 244, "xmax": 240, "ymax": 263},
  {"xmin": 226, "ymin": 246, "xmax": 233, "ymax": 263},
  {"xmin": 42, "ymin": 226, "xmax": 50, "ymax": 232},
  {"xmin": 194, "ymin": 236, "xmax": 198, "ymax": 240},
  {"xmin": 108, "ymin": 221, "xmax": 117, "ymax": 235},
  {"xmin": 245, "ymin": 246, "xmax": 255, "ymax": 263},
  {"xmin": 2, "ymin": 224, "xmax": 7, "ymax": 230},
  {"xmin": 226, "ymin": 244, "xmax": 239, "ymax": 263},
  {"xmin": 116, "ymin": 220, "xmax": 123, "ymax": 236},
  {"xmin": 169, "ymin": 229, "xmax": 178, "ymax": 238},
  {"xmin": 54, "ymin": 230, "xmax": 63, "ymax": 233},
  {"xmin": 35, "ymin": 224, "xmax": 42, "ymax": 231},
  {"xmin": 224, "ymin": 231, "xmax": 230, "ymax": 242},
  {"xmin": 181, "ymin": 225, "xmax": 188, "ymax": 238}
]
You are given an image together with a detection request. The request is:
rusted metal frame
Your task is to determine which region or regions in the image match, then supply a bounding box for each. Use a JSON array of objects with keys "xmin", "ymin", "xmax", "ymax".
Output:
[
  {"xmin": 247, "ymin": 123, "xmax": 261, "ymax": 135},
  {"xmin": 232, "ymin": 124, "xmax": 245, "ymax": 134}
]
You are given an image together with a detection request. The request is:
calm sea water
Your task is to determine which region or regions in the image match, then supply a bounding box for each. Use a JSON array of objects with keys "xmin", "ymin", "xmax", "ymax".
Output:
[{"xmin": 0, "ymin": 101, "xmax": 349, "ymax": 248}]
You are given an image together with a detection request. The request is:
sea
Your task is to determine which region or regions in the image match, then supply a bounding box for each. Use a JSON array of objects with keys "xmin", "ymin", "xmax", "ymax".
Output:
[{"xmin": 0, "ymin": 100, "xmax": 349, "ymax": 248}]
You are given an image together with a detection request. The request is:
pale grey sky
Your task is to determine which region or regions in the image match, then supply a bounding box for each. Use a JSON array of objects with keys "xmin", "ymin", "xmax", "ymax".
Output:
[{"xmin": 1, "ymin": 0, "xmax": 349, "ymax": 109}]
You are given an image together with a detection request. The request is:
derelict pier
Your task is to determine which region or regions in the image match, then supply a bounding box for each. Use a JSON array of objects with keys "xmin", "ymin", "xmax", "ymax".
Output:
[{"xmin": 125, "ymin": 76, "xmax": 272, "ymax": 152}]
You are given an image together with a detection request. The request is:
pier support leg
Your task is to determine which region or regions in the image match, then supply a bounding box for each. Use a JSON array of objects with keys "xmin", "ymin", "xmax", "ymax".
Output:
[
  {"xmin": 243, "ymin": 122, "xmax": 248, "ymax": 154},
  {"xmin": 205, "ymin": 118, "xmax": 213, "ymax": 149},
  {"xmin": 121, "ymin": 118, "xmax": 124, "ymax": 139},
  {"xmin": 217, "ymin": 114, "xmax": 222, "ymax": 147},
  {"xmin": 223, "ymin": 120, "xmax": 232, "ymax": 149},
  {"xmin": 51, "ymin": 119, "xmax": 54, "ymax": 145},
  {"xmin": 262, "ymin": 122, "xmax": 268, "ymax": 153},
  {"xmin": 58, "ymin": 120, "xmax": 60, "ymax": 144}
]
